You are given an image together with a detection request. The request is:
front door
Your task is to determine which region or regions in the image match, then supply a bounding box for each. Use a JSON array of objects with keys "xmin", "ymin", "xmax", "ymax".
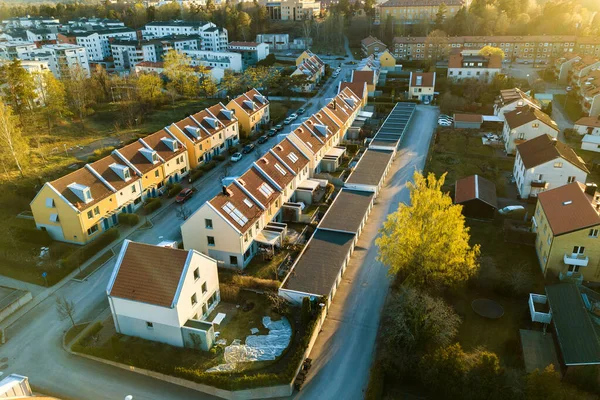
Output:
[
  {"xmin": 102, "ymin": 218, "xmax": 110, "ymax": 230},
  {"xmin": 112, "ymin": 214, "xmax": 118, "ymax": 225}
]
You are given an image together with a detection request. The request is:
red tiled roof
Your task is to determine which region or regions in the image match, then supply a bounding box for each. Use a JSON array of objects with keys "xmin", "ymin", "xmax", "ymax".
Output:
[
  {"xmin": 88, "ymin": 154, "xmax": 140, "ymax": 192},
  {"xmin": 50, "ymin": 167, "xmax": 113, "ymax": 211},
  {"xmin": 210, "ymin": 183, "xmax": 262, "ymax": 233},
  {"xmin": 141, "ymin": 129, "xmax": 186, "ymax": 162},
  {"xmin": 454, "ymin": 174, "xmax": 497, "ymax": 208}
]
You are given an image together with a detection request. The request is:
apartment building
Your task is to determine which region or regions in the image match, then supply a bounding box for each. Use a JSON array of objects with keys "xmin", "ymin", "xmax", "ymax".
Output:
[
  {"xmin": 107, "ymin": 240, "xmax": 219, "ymax": 350},
  {"xmin": 181, "ymin": 49, "xmax": 243, "ymax": 72},
  {"xmin": 448, "ymin": 50, "xmax": 502, "ymax": 82},
  {"xmin": 68, "ymin": 17, "xmax": 125, "ymax": 30},
  {"xmin": 378, "ymin": 0, "xmax": 467, "ymax": 23},
  {"xmin": 259, "ymin": 0, "xmax": 321, "ymax": 21},
  {"xmin": 502, "ymin": 106, "xmax": 559, "ymax": 154},
  {"xmin": 513, "ymin": 134, "xmax": 588, "ymax": 198},
  {"xmin": 227, "ymin": 89, "xmax": 270, "ymax": 136},
  {"xmin": 167, "ymin": 103, "xmax": 239, "ymax": 169},
  {"xmin": 111, "ymin": 36, "xmax": 201, "ymax": 70},
  {"xmin": 227, "ymin": 41, "xmax": 269, "ymax": 68},
  {"xmin": 494, "ymin": 88, "xmax": 540, "ymax": 116},
  {"xmin": 408, "ymin": 71, "xmax": 435, "ymax": 103},
  {"xmin": 256, "ymin": 33, "xmax": 290, "ymax": 51},
  {"xmin": 2, "ymin": 16, "xmax": 60, "ymax": 29},
  {"xmin": 0, "ymin": 41, "xmax": 37, "ymax": 60},
  {"xmin": 554, "ymin": 53, "xmax": 583, "ymax": 83},
  {"xmin": 568, "ymin": 56, "xmax": 600, "ymax": 87},
  {"xmin": 532, "ymin": 182, "xmax": 600, "ymax": 282},
  {"xmin": 66, "ymin": 28, "xmax": 137, "ymax": 61},
  {"xmin": 143, "ymin": 21, "xmax": 228, "ymax": 52},
  {"xmin": 361, "ymin": 36, "xmax": 387, "ymax": 56},
  {"xmin": 291, "ymin": 51, "xmax": 326, "ymax": 92},
  {"xmin": 30, "ymin": 44, "xmax": 90, "ymax": 78},
  {"xmin": 25, "ymin": 28, "xmax": 57, "ymax": 44}
]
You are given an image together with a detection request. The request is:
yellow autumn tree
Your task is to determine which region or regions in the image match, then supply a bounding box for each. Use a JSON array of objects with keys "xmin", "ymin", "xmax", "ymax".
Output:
[
  {"xmin": 376, "ymin": 171, "xmax": 480, "ymax": 287},
  {"xmin": 479, "ymin": 45, "xmax": 505, "ymax": 60}
]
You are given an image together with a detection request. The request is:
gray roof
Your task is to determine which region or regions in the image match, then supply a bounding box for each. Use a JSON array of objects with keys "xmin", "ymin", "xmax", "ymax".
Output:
[
  {"xmin": 346, "ymin": 149, "xmax": 394, "ymax": 186},
  {"xmin": 546, "ymin": 284, "xmax": 600, "ymax": 365},
  {"xmin": 283, "ymin": 229, "xmax": 355, "ymax": 296},
  {"xmin": 319, "ymin": 189, "xmax": 374, "ymax": 234}
]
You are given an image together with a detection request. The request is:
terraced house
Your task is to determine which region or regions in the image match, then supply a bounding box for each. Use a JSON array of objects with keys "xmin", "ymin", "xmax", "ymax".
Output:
[
  {"xmin": 226, "ymin": 89, "xmax": 270, "ymax": 136},
  {"xmin": 291, "ymin": 50, "xmax": 325, "ymax": 92},
  {"xmin": 575, "ymin": 69, "xmax": 600, "ymax": 117},
  {"xmin": 167, "ymin": 103, "xmax": 239, "ymax": 169},
  {"xmin": 494, "ymin": 88, "xmax": 540, "ymax": 116}
]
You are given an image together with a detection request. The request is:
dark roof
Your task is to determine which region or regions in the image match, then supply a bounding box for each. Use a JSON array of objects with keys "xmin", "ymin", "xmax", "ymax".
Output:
[
  {"xmin": 109, "ymin": 241, "xmax": 190, "ymax": 308},
  {"xmin": 546, "ymin": 284, "xmax": 600, "ymax": 365},
  {"xmin": 516, "ymin": 134, "xmax": 588, "ymax": 173},
  {"xmin": 283, "ymin": 229, "xmax": 355, "ymax": 296},
  {"xmin": 346, "ymin": 149, "xmax": 394, "ymax": 186},
  {"xmin": 454, "ymin": 175, "xmax": 498, "ymax": 208},
  {"xmin": 319, "ymin": 189, "xmax": 374, "ymax": 233}
]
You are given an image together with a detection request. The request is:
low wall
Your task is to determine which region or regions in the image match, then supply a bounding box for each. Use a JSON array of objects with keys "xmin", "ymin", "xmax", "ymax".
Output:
[{"xmin": 0, "ymin": 289, "xmax": 32, "ymax": 323}]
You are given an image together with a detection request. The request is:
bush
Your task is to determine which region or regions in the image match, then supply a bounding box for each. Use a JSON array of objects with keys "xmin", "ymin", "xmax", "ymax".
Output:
[
  {"xmin": 345, "ymin": 144, "xmax": 359, "ymax": 155},
  {"xmin": 199, "ymin": 161, "xmax": 217, "ymax": 172},
  {"xmin": 143, "ymin": 198, "xmax": 162, "ymax": 214},
  {"xmin": 117, "ymin": 213, "xmax": 139, "ymax": 226},
  {"xmin": 228, "ymin": 146, "xmax": 239, "ymax": 155},
  {"xmin": 219, "ymin": 284, "xmax": 240, "ymax": 302},
  {"xmin": 167, "ymin": 184, "xmax": 183, "ymax": 198},
  {"xmin": 13, "ymin": 226, "xmax": 53, "ymax": 246},
  {"xmin": 214, "ymin": 155, "xmax": 226, "ymax": 162},
  {"xmin": 86, "ymin": 147, "xmax": 115, "ymax": 163},
  {"xmin": 71, "ymin": 322, "xmax": 103, "ymax": 351},
  {"xmin": 190, "ymin": 169, "xmax": 204, "ymax": 182},
  {"xmin": 232, "ymin": 275, "xmax": 280, "ymax": 291},
  {"xmin": 61, "ymin": 228, "xmax": 119, "ymax": 271}
]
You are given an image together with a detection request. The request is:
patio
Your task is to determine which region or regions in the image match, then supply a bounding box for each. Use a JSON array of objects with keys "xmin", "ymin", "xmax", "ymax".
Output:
[{"xmin": 520, "ymin": 329, "xmax": 559, "ymax": 373}]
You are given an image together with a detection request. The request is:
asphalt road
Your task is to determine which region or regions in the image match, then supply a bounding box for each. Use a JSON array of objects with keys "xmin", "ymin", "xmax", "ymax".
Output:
[{"xmin": 289, "ymin": 105, "xmax": 439, "ymax": 400}]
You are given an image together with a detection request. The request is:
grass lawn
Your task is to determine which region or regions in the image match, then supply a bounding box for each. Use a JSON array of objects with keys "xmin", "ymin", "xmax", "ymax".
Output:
[
  {"xmin": 64, "ymin": 322, "xmax": 90, "ymax": 345},
  {"xmin": 426, "ymin": 128, "xmax": 514, "ymax": 196},
  {"xmin": 244, "ymin": 251, "xmax": 289, "ymax": 280},
  {"xmin": 73, "ymin": 249, "xmax": 114, "ymax": 280},
  {"xmin": 270, "ymin": 100, "xmax": 303, "ymax": 124},
  {"xmin": 554, "ymin": 94, "xmax": 583, "ymax": 122}
]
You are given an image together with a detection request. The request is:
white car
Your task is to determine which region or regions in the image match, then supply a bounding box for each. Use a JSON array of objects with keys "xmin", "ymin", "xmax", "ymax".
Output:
[
  {"xmin": 498, "ymin": 205, "xmax": 525, "ymax": 215},
  {"xmin": 230, "ymin": 152, "xmax": 243, "ymax": 162},
  {"xmin": 439, "ymin": 114, "xmax": 453, "ymax": 120},
  {"xmin": 438, "ymin": 120, "xmax": 452, "ymax": 127},
  {"xmin": 289, "ymin": 113, "xmax": 298, "ymax": 121},
  {"xmin": 283, "ymin": 117, "xmax": 293, "ymax": 125}
]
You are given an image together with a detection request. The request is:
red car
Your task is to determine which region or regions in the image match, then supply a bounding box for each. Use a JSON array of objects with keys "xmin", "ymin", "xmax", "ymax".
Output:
[{"xmin": 175, "ymin": 188, "xmax": 194, "ymax": 203}]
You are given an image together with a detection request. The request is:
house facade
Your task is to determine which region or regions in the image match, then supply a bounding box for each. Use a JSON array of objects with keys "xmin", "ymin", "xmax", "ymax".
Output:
[
  {"xmin": 107, "ymin": 240, "xmax": 220, "ymax": 350},
  {"xmin": 408, "ymin": 71, "xmax": 435, "ymax": 103},
  {"xmin": 494, "ymin": 88, "xmax": 540, "ymax": 116},
  {"xmin": 291, "ymin": 51, "xmax": 325, "ymax": 92},
  {"xmin": 226, "ymin": 88, "xmax": 270, "ymax": 136},
  {"xmin": 533, "ymin": 183, "xmax": 600, "ymax": 282},
  {"xmin": 502, "ymin": 106, "xmax": 559, "ymax": 154},
  {"xmin": 378, "ymin": 49, "xmax": 396, "ymax": 70},
  {"xmin": 448, "ymin": 51, "xmax": 502, "ymax": 82},
  {"xmin": 361, "ymin": 36, "xmax": 386, "ymax": 56},
  {"xmin": 258, "ymin": 0, "xmax": 321, "ymax": 21},
  {"xmin": 514, "ymin": 134, "xmax": 588, "ymax": 198},
  {"xmin": 377, "ymin": 0, "xmax": 466, "ymax": 23},
  {"xmin": 227, "ymin": 41, "xmax": 269, "ymax": 68}
]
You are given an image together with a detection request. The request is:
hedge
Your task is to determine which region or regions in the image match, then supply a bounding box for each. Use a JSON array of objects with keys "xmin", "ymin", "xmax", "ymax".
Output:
[
  {"xmin": 167, "ymin": 184, "xmax": 183, "ymax": 198},
  {"xmin": 213, "ymin": 155, "xmax": 226, "ymax": 162},
  {"xmin": 13, "ymin": 226, "xmax": 53, "ymax": 246},
  {"xmin": 143, "ymin": 198, "xmax": 162, "ymax": 214},
  {"xmin": 61, "ymin": 228, "xmax": 119, "ymax": 270},
  {"xmin": 231, "ymin": 275, "xmax": 280, "ymax": 291},
  {"xmin": 117, "ymin": 213, "xmax": 139, "ymax": 226},
  {"xmin": 200, "ymin": 161, "xmax": 217, "ymax": 172},
  {"xmin": 190, "ymin": 169, "xmax": 204, "ymax": 182}
]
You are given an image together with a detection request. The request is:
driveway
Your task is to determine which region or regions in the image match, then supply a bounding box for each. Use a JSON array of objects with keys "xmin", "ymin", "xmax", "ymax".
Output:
[{"xmin": 289, "ymin": 106, "xmax": 438, "ymax": 400}]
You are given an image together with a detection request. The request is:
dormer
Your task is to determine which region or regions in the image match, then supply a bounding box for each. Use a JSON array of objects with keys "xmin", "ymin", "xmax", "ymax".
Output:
[
  {"xmin": 255, "ymin": 94, "xmax": 266, "ymax": 104},
  {"xmin": 68, "ymin": 183, "xmax": 93, "ymax": 204},
  {"xmin": 221, "ymin": 109, "xmax": 234, "ymax": 120},
  {"xmin": 109, "ymin": 163, "xmax": 132, "ymax": 181},
  {"xmin": 139, "ymin": 148, "xmax": 159, "ymax": 164},
  {"xmin": 314, "ymin": 124, "xmax": 328, "ymax": 136},
  {"xmin": 243, "ymin": 100, "xmax": 255, "ymax": 111},
  {"xmin": 185, "ymin": 125, "xmax": 201, "ymax": 139},
  {"xmin": 204, "ymin": 117, "xmax": 218, "ymax": 129},
  {"xmin": 345, "ymin": 98, "xmax": 356, "ymax": 108},
  {"xmin": 161, "ymin": 137, "xmax": 178, "ymax": 152}
]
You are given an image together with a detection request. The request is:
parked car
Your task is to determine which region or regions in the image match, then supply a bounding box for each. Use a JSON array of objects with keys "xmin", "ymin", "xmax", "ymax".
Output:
[
  {"xmin": 274, "ymin": 124, "xmax": 283, "ymax": 131},
  {"xmin": 286, "ymin": 52, "xmax": 293, "ymax": 56},
  {"xmin": 297, "ymin": 107, "xmax": 306, "ymax": 115},
  {"xmin": 289, "ymin": 113, "xmax": 298, "ymax": 121},
  {"xmin": 498, "ymin": 205, "xmax": 525, "ymax": 214},
  {"xmin": 439, "ymin": 114, "xmax": 453, "ymax": 120},
  {"xmin": 267, "ymin": 129, "xmax": 277, "ymax": 137},
  {"xmin": 284, "ymin": 117, "xmax": 293, "ymax": 125},
  {"xmin": 333, "ymin": 72, "xmax": 339, "ymax": 78},
  {"xmin": 230, "ymin": 152, "xmax": 243, "ymax": 162},
  {"xmin": 175, "ymin": 188, "xmax": 194, "ymax": 203},
  {"xmin": 423, "ymin": 98, "xmax": 431, "ymax": 105},
  {"xmin": 566, "ymin": 86, "xmax": 573, "ymax": 92},
  {"xmin": 242, "ymin": 144, "xmax": 255, "ymax": 154},
  {"xmin": 438, "ymin": 120, "xmax": 452, "ymax": 127},
  {"xmin": 258, "ymin": 135, "xmax": 268, "ymax": 144}
]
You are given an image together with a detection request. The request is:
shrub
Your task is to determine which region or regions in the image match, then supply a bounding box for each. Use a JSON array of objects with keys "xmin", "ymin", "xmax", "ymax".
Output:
[
  {"xmin": 190, "ymin": 169, "xmax": 204, "ymax": 182},
  {"xmin": 228, "ymin": 146, "xmax": 239, "ymax": 155},
  {"xmin": 61, "ymin": 228, "xmax": 119, "ymax": 271},
  {"xmin": 232, "ymin": 275, "xmax": 279, "ymax": 291},
  {"xmin": 213, "ymin": 155, "xmax": 226, "ymax": 162},
  {"xmin": 13, "ymin": 226, "xmax": 53, "ymax": 246},
  {"xmin": 345, "ymin": 144, "xmax": 359, "ymax": 155},
  {"xmin": 71, "ymin": 322, "xmax": 103, "ymax": 351},
  {"xmin": 117, "ymin": 213, "xmax": 139, "ymax": 226},
  {"xmin": 219, "ymin": 284, "xmax": 240, "ymax": 302},
  {"xmin": 143, "ymin": 198, "xmax": 162, "ymax": 214},
  {"xmin": 199, "ymin": 161, "xmax": 217, "ymax": 172},
  {"xmin": 167, "ymin": 184, "xmax": 183, "ymax": 198},
  {"xmin": 86, "ymin": 147, "xmax": 115, "ymax": 163}
]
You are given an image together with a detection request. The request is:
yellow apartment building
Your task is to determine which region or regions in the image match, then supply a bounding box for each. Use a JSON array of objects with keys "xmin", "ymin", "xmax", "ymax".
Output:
[{"xmin": 227, "ymin": 88, "xmax": 270, "ymax": 137}]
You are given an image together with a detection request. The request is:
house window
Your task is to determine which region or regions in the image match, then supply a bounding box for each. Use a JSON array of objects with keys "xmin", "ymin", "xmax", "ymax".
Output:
[
  {"xmin": 146, "ymin": 321, "xmax": 153, "ymax": 329},
  {"xmin": 554, "ymin": 162, "xmax": 563, "ymax": 168},
  {"xmin": 532, "ymin": 123, "xmax": 539, "ymax": 128},
  {"xmin": 132, "ymin": 185, "xmax": 136, "ymax": 193},
  {"xmin": 94, "ymin": 206, "xmax": 100, "ymax": 215},
  {"xmin": 207, "ymin": 236, "xmax": 215, "ymax": 246},
  {"xmin": 573, "ymin": 246, "xmax": 585, "ymax": 254},
  {"xmin": 154, "ymin": 170, "xmax": 159, "ymax": 178},
  {"xmin": 230, "ymin": 255, "xmax": 238, "ymax": 265},
  {"xmin": 567, "ymin": 176, "xmax": 576, "ymax": 183},
  {"xmin": 193, "ymin": 267, "xmax": 199, "ymax": 280},
  {"xmin": 205, "ymin": 219, "xmax": 213, "ymax": 229},
  {"xmin": 589, "ymin": 229, "xmax": 599, "ymax": 238},
  {"xmin": 191, "ymin": 293, "xmax": 197, "ymax": 305},
  {"xmin": 568, "ymin": 265, "xmax": 580, "ymax": 273},
  {"xmin": 87, "ymin": 210, "xmax": 93, "ymax": 219},
  {"xmin": 87, "ymin": 224, "xmax": 98, "ymax": 235},
  {"xmin": 46, "ymin": 198, "xmax": 54, "ymax": 208},
  {"xmin": 202, "ymin": 282, "xmax": 208, "ymax": 294}
]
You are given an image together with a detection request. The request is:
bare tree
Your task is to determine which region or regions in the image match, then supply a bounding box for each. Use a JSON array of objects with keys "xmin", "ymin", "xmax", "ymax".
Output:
[
  {"xmin": 176, "ymin": 204, "xmax": 191, "ymax": 221},
  {"xmin": 0, "ymin": 101, "xmax": 27, "ymax": 177},
  {"xmin": 56, "ymin": 296, "xmax": 76, "ymax": 326}
]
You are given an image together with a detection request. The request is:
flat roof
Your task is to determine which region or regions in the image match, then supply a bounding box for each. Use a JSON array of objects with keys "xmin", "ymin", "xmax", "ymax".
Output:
[
  {"xmin": 346, "ymin": 148, "xmax": 394, "ymax": 186},
  {"xmin": 546, "ymin": 284, "xmax": 600, "ymax": 365},
  {"xmin": 372, "ymin": 102, "xmax": 415, "ymax": 144},
  {"xmin": 283, "ymin": 229, "xmax": 356, "ymax": 296},
  {"xmin": 319, "ymin": 189, "xmax": 374, "ymax": 233}
]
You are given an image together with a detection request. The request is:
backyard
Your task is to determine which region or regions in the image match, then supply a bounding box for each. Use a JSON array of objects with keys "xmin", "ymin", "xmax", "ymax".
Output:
[{"xmin": 554, "ymin": 94, "xmax": 583, "ymax": 122}]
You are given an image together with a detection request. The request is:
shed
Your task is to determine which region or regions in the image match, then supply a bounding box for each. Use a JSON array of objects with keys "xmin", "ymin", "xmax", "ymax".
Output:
[
  {"xmin": 454, "ymin": 175, "xmax": 498, "ymax": 218},
  {"xmin": 453, "ymin": 113, "xmax": 483, "ymax": 129}
]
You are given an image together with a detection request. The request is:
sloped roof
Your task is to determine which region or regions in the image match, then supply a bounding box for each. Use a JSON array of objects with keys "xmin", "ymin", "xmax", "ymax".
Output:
[
  {"xmin": 339, "ymin": 81, "xmax": 367, "ymax": 100},
  {"xmin": 504, "ymin": 106, "xmax": 558, "ymax": 131},
  {"xmin": 361, "ymin": 35, "xmax": 386, "ymax": 48},
  {"xmin": 109, "ymin": 241, "xmax": 190, "ymax": 308},
  {"xmin": 88, "ymin": 154, "xmax": 140, "ymax": 192},
  {"xmin": 410, "ymin": 71, "xmax": 435, "ymax": 87},
  {"xmin": 538, "ymin": 182, "xmax": 600, "ymax": 236},
  {"xmin": 516, "ymin": 134, "xmax": 588, "ymax": 173},
  {"xmin": 209, "ymin": 183, "xmax": 262, "ymax": 233},
  {"xmin": 454, "ymin": 113, "xmax": 483, "ymax": 123},
  {"xmin": 352, "ymin": 70, "xmax": 375, "ymax": 85},
  {"xmin": 575, "ymin": 116, "xmax": 600, "ymax": 128},
  {"xmin": 50, "ymin": 167, "xmax": 113, "ymax": 211},
  {"xmin": 454, "ymin": 175, "xmax": 497, "ymax": 209},
  {"xmin": 230, "ymin": 88, "xmax": 269, "ymax": 116},
  {"xmin": 115, "ymin": 140, "xmax": 162, "ymax": 174},
  {"xmin": 141, "ymin": 129, "xmax": 186, "ymax": 162}
]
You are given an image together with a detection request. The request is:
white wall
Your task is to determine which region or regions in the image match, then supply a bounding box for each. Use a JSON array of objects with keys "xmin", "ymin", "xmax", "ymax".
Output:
[
  {"xmin": 575, "ymin": 124, "xmax": 600, "ymax": 136},
  {"xmin": 114, "ymin": 180, "xmax": 143, "ymax": 209},
  {"xmin": 514, "ymin": 154, "xmax": 588, "ymax": 197},
  {"xmin": 448, "ymin": 67, "xmax": 500, "ymax": 82},
  {"xmin": 503, "ymin": 120, "xmax": 558, "ymax": 155},
  {"xmin": 582, "ymin": 140, "xmax": 600, "ymax": 153}
]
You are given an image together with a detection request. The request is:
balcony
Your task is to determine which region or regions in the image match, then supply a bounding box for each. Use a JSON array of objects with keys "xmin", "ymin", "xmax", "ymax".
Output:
[
  {"xmin": 528, "ymin": 293, "xmax": 552, "ymax": 324},
  {"xmin": 564, "ymin": 253, "xmax": 589, "ymax": 266},
  {"xmin": 530, "ymin": 180, "xmax": 548, "ymax": 188},
  {"xmin": 559, "ymin": 271, "xmax": 584, "ymax": 284}
]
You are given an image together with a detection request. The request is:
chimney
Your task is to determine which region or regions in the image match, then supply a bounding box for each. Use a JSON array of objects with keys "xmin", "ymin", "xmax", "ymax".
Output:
[
  {"xmin": 551, "ymin": 137, "xmax": 558, "ymax": 146},
  {"xmin": 585, "ymin": 183, "xmax": 598, "ymax": 197},
  {"xmin": 332, "ymin": 99, "xmax": 337, "ymax": 110},
  {"xmin": 222, "ymin": 185, "xmax": 228, "ymax": 196}
]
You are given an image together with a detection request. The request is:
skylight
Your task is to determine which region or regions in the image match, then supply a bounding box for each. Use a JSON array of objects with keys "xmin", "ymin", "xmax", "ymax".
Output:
[
  {"xmin": 259, "ymin": 183, "xmax": 274, "ymax": 197},
  {"xmin": 222, "ymin": 201, "xmax": 248, "ymax": 226},
  {"xmin": 287, "ymin": 152, "xmax": 299, "ymax": 163},
  {"xmin": 243, "ymin": 198, "xmax": 254, "ymax": 208},
  {"xmin": 274, "ymin": 163, "xmax": 287, "ymax": 175}
]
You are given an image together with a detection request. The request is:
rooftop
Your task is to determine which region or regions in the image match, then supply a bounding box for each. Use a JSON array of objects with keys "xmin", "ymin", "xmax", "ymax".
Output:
[
  {"xmin": 454, "ymin": 174, "xmax": 498, "ymax": 209},
  {"xmin": 410, "ymin": 71, "xmax": 435, "ymax": 87},
  {"xmin": 346, "ymin": 148, "xmax": 394, "ymax": 186},
  {"xmin": 504, "ymin": 105, "xmax": 558, "ymax": 131},
  {"xmin": 516, "ymin": 134, "xmax": 588, "ymax": 172},
  {"xmin": 575, "ymin": 116, "xmax": 600, "ymax": 128},
  {"xmin": 319, "ymin": 189, "xmax": 374, "ymax": 234}
]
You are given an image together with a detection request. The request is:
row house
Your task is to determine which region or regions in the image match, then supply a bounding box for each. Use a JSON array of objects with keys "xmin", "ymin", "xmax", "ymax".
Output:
[
  {"xmin": 31, "ymin": 130, "xmax": 190, "ymax": 245},
  {"xmin": 167, "ymin": 102, "xmax": 239, "ymax": 169},
  {"xmin": 502, "ymin": 105, "xmax": 559, "ymax": 155},
  {"xmin": 575, "ymin": 69, "xmax": 600, "ymax": 117},
  {"xmin": 408, "ymin": 71, "xmax": 435, "ymax": 103},
  {"xmin": 291, "ymin": 51, "xmax": 325, "ymax": 92},
  {"xmin": 554, "ymin": 53, "xmax": 583, "ymax": 83},
  {"xmin": 226, "ymin": 89, "xmax": 270, "ymax": 137},
  {"xmin": 351, "ymin": 69, "xmax": 377, "ymax": 95},
  {"xmin": 494, "ymin": 88, "xmax": 540, "ymax": 116}
]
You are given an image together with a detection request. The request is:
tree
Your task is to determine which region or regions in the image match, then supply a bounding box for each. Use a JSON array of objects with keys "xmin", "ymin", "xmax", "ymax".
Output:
[
  {"xmin": 136, "ymin": 72, "xmax": 165, "ymax": 107},
  {"xmin": 435, "ymin": 3, "xmax": 448, "ymax": 29},
  {"xmin": 64, "ymin": 65, "xmax": 94, "ymax": 127},
  {"xmin": 222, "ymin": 70, "xmax": 243, "ymax": 96},
  {"xmin": 55, "ymin": 295, "xmax": 76, "ymax": 326},
  {"xmin": 236, "ymin": 11, "xmax": 252, "ymax": 41},
  {"xmin": 425, "ymin": 29, "xmax": 449, "ymax": 67},
  {"xmin": 37, "ymin": 71, "xmax": 71, "ymax": 130},
  {"xmin": 176, "ymin": 204, "xmax": 191, "ymax": 221},
  {"xmin": 197, "ymin": 66, "xmax": 218, "ymax": 98},
  {"xmin": 380, "ymin": 286, "xmax": 460, "ymax": 372},
  {"xmin": 494, "ymin": 11, "xmax": 510, "ymax": 35},
  {"xmin": 0, "ymin": 59, "xmax": 37, "ymax": 116},
  {"xmin": 163, "ymin": 50, "xmax": 199, "ymax": 98},
  {"xmin": 479, "ymin": 45, "xmax": 506, "ymax": 59},
  {"xmin": 376, "ymin": 171, "xmax": 480, "ymax": 287},
  {"xmin": 0, "ymin": 101, "xmax": 28, "ymax": 177},
  {"xmin": 525, "ymin": 365, "xmax": 594, "ymax": 400},
  {"xmin": 364, "ymin": 0, "xmax": 376, "ymax": 19}
]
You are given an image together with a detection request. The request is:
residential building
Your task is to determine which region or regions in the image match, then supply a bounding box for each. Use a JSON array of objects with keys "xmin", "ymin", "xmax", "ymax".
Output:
[
  {"xmin": 494, "ymin": 88, "xmax": 540, "ymax": 116},
  {"xmin": 351, "ymin": 69, "xmax": 377, "ymax": 95},
  {"xmin": 133, "ymin": 61, "xmax": 165, "ymax": 75},
  {"xmin": 361, "ymin": 36, "xmax": 387, "ymax": 56},
  {"xmin": 167, "ymin": 103, "xmax": 239, "ymax": 169},
  {"xmin": 378, "ymin": 0, "xmax": 467, "ymax": 23},
  {"xmin": 567, "ymin": 56, "xmax": 600, "ymax": 89},
  {"xmin": 378, "ymin": 49, "xmax": 396, "ymax": 70},
  {"xmin": 113, "ymin": 140, "xmax": 167, "ymax": 199},
  {"xmin": 143, "ymin": 21, "xmax": 228, "ymax": 52},
  {"xmin": 408, "ymin": 71, "xmax": 435, "ymax": 103},
  {"xmin": 0, "ymin": 374, "xmax": 46, "ymax": 398},
  {"xmin": 227, "ymin": 41, "xmax": 269, "ymax": 68},
  {"xmin": 25, "ymin": 28, "xmax": 57, "ymax": 44},
  {"xmin": 454, "ymin": 175, "xmax": 497, "ymax": 219},
  {"xmin": 554, "ymin": 53, "xmax": 582, "ymax": 83},
  {"xmin": 111, "ymin": 36, "xmax": 201, "ymax": 69},
  {"xmin": 259, "ymin": 0, "xmax": 321, "ymax": 21},
  {"xmin": 67, "ymin": 28, "xmax": 137, "ymax": 61},
  {"xmin": 107, "ymin": 240, "xmax": 219, "ymax": 350},
  {"xmin": 448, "ymin": 50, "xmax": 502, "ymax": 82},
  {"xmin": 576, "ymin": 69, "xmax": 600, "ymax": 117},
  {"xmin": 338, "ymin": 81, "xmax": 368, "ymax": 107},
  {"xmin": 502, "ymin": 106, "xmax": 559, "ymax": 155},
  {"xmin": 181, "ymin": 49, "xmax": 243, "ymax": 72},
  {"xmin": 574, "ymin": 116, "xmax": 600, "ymax": 135},
  {"xmin": 138, "ymin": 129, "xmax": 190, "ymax": 185},
  {"xmin": 291, "ymin": 51, "xmax": 325, "ymax": 92},
  {"xmin": 532, "ymin": 182, "xmax": 600, "ymax": 282},
  {"xmin": 514, "ymin": 134, "xmax": 588, "ymax": 198},
  {"xmin": 0, "ymin": 41, "xmax": 37, "ymax": 60},
  {"xmin": 581, "ymin": 135, "xmax": 600, "ymax": 153},
  {"xmin": 2, "ymin": 16, "xmax": 60, "ymax": 29},
  {"xmin": 67, "ymin": 17, "xmax": 125, "ymax": 30},
  {"xmin": 30, "ymin": 44, "xmax": 90, "ymax": 78},
  {"xmin": 256, "ymin": 33, "xmax": 290, "ymax": 51},
  {"xmin": 226, "ymin": 88, "xmax": 270, "ymax": 136}
]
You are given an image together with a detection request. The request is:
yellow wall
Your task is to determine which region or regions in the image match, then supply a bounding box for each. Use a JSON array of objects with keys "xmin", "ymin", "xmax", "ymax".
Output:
[
  {"xmin": 170, "ymin": 128, "xmax": 214, "ymax": 169},
  {"xmin": 379, "ymin": 51, "xmax": 396, "ymax": 68},
  {"xmin": 141, "ymin": 165, "xmax": 165, "ymax": 192},
  {"xmin": 227, "ymin": 100, "xmax": 269, "ymax": 137},
  {"xmin": 296, "ymin": 50, "xmax": 311, "ymax": 66}
]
